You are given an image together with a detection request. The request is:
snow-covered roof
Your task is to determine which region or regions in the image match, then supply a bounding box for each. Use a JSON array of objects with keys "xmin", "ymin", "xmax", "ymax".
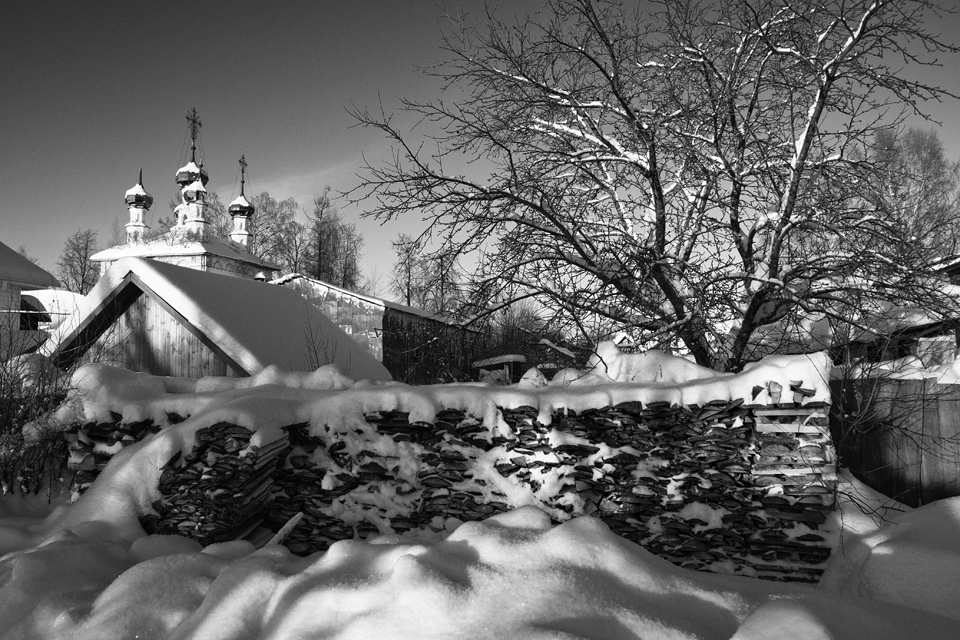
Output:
[
  {"xmin": 0, "ymin": 240, "xmax": 59, "ymax": 290},
  {"xmin": 229, "ymin": 194, "xmax": 252, "ymax": 209},
  {"xmin": 848, "ymin": 305, "xmax": 944, "ymax": 343},
  {"xmin": 175, "ymin": 160, "xmax": 203, "ymax": 180},
  {"xmin": 184, "ymin": 178, "xmax": 207, "ymax": 193},
  {"xmin": 21, "ymin": 288, "xmax": 85, "ymax": 329},
  {"xmin": 45, "ymin": 257, "xmax": 391, "ymax": 381},
  {"xmin": 91, "ymin": 233, "xmax": 281, "ymax": 271},
  {"xmin": 124, "ymin": 182, "xmax": 150, "ymax": 199},
  {"xmin": 273, "ymin": 273, "xmax": 466, "ymax": 326},
  {"xmin": 473, "ymin": 354, "xmax": 526, "ymax": 368}
]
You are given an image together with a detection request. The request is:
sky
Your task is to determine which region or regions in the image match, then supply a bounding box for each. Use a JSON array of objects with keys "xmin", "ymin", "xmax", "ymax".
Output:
[
  {"xmin": 2, "ymin": 1, "xmax": 960, "ymax": 298},
  {"xmin": 0, "ymin": 1, "xmax": 542, "ymax": 294}
]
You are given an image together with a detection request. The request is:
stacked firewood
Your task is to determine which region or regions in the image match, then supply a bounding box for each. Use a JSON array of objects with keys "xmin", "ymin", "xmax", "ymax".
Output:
[
  {"xmin": 58, "ymin": 382, "xmax": 836, "ymax": 582},
  {"xmin": 139, "ymin": 422, "xmax": 288, "ymax": 546},
  {"xmin": 748, "ymin": 402, "xmax": 835, "ymax": 580},
  {"xmin": 264, "ymin": 410, "xmax": 513, "ymax": 555},
  {"xmin": 495, "ymin": 400, "xmax": 767, "ymax": 576},
  {"xmin": 65, "ymin": 417, "xmax": 165, "ymax": 492}
]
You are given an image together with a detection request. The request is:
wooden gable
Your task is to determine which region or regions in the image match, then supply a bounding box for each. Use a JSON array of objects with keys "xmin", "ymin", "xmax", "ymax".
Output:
[{"xmin": 56, "ymin": 273, "xmax": 246, "ymax": 378}]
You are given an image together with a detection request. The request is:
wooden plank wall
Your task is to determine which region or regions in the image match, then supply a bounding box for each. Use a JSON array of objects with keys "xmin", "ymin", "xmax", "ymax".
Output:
[
  {"xmin": 830, "ymin": 378, "xmax": 960, "ymax": 506},
  {"xmin": 382, "ymin": 311, "xmax": 484, "ymax": 384},
  {"xmin": 87, "ymin": 295, "xmax": 242, "ymax": 379}
]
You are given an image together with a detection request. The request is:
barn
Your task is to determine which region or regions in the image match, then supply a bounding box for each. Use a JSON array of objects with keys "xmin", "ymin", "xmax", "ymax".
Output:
[{"xmin": 44, "ymin": 257, "xmax": 391, "ymax": 381}]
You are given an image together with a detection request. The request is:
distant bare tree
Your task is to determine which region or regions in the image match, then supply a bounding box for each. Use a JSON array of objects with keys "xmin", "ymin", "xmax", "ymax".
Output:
[
  {"xmin": 390, "ymin": 234, "xmax": 462, "ymax": 315},
  {"xmin": 863, "ymin": 127, "xmax": 960, "ymax": 257},
  {"xmin": 274, "ymin": 219, "xmax": 313, "ymax": 275},
  {"xmin": 391, "ymin": 234, "xmax": 422, "ymax": 307},
  {"xmin": 248, "ymin": 192, "xmax": 300, "ymax": 266},
  {"xmin": 56, "ymin": 229, "xmax": 99, "ymax": 294},
  {"xmin": 309, "ymin": 187, "xmax": 363, "ymax": 289},
  {"xmin": 17, "ymin": 245, "xmax": 39, "ymax": 265},
  {"xmin": 107, "ymin": 216, "xmax": 124, "ymax": 248}
]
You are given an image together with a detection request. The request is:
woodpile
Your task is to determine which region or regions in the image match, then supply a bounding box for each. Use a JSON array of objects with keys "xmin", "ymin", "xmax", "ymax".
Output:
[
  {"xmin": 140, "ymin": 422, "xmax": 287, "ymax": 545},
  {"xmin": 65, "ymin": 417, "xmax": 164, "ymax": 492},
  {"xmin": 264, "ymin": 410, "xmax": 513, "ymax": 555},
  {"xmin": 63, "ymin": 386, "xmax": 836, "ymax": 582}
]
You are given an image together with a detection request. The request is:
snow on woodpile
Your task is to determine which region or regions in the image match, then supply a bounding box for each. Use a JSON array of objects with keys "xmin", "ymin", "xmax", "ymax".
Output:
[{"xmin": 46, "ymin": 344, "xmax": 837, "ymax": 582}]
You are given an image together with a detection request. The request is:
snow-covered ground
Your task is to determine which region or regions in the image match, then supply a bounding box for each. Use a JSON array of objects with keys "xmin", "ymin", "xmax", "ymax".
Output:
[
  {"xmin": 2, "ymin": 353, "xmax": 959, "ymax": 639},
  {"xmin": 1, "ymin": 480, "xmax": 958, "ymax": 640}
]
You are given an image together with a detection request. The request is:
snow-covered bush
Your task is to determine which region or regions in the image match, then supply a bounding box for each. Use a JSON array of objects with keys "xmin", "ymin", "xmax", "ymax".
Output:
[{"xmin": 0, "ymin": 352, "xmax": 72, "ymax": 496}]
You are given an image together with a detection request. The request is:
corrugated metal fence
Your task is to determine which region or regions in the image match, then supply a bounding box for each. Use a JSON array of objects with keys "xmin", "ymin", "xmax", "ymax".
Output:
[{"xmin": 830, "ymin": 378, "xmax": 960, "ymax": 506}]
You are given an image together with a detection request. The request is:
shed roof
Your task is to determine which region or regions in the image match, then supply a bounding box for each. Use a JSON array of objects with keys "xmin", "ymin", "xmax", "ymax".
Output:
[{"xmin": 46, "ymin": 257, "xmax": 391, "ymax": 381}]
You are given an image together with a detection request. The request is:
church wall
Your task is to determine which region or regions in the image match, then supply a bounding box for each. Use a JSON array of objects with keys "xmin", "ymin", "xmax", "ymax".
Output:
[
  {"xmin": 85, "ymin": 294, "xmax": 243, "ymax": 378},
  {"xmin": 98, "ymin": 254, "xmax": 275, "ymax": 280}
]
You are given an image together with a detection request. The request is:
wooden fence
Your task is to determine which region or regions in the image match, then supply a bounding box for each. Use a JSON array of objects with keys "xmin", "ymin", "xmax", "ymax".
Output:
[{"xmin": 830, "ymin": 378, "xmax": 960, "ymax": 507}]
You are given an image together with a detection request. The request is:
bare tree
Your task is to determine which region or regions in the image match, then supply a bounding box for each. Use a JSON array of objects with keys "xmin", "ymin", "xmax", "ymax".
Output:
[
  {"xmin": 16, "ymin": 245, "xmax": 39, "ymax": 265},
  {"xmin": 863, "ymin": 127, "xmax": 960, "ymax": 257},
  {"xmin": 391, "ymin": 234, "xmax": 424, "ymax": 307},
  {"xmin": 56, "ymin": 229, "xmax": 99, "ymax": 294},
  {"xmin": 273, "ymin": 218, "xmax": 313, "ymax": 275},
  {"xmin": 390, "ymin": 234, "xmax": 462, "ymax": 315},
  {"xmin": 310, "ymin": 187, "xmax": 364, "ymax": 290},
  {"xmin": 248, "ymin": 191, "xmax": 300, "ymax": 266},
  {"xmin": 351, "ymin": 0, "xmax": 960, "ymax": 370}
]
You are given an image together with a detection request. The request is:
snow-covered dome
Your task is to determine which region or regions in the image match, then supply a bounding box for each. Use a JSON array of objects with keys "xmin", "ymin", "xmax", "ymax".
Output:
[
  {"xmin": 181, "ymin": 178, "xmax": 207, "ymax": 202},
  {"xmin": 124, "ymin": 171, "xmax": 154, "ymax": 209},
  {"xmin": 228, "ymin": 193, "xmax": 254, "ymax": 217},
  {"xmin": 175, "ymin": 160, "xmax": 209, "ymax": 187}
]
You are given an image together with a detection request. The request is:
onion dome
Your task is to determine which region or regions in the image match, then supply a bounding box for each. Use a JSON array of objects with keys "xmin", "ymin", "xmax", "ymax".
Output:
[
  {"xmin": 229, "ymin": 193, "xmax": 254, "ymax": 217},
  {"xmin": 229, "ymin": 154, "xmax": 254, "ymax": 217},
  {"xmin": 124, "ymin": 169, "xmax": 154, "ymax": 209},
  {"xmin": 175, "ymin": 160, "xmax": 210, "ymax": 187},
  {"xmin": 181, "ymin": 178, "xmax": 207, "ymax": 203}
]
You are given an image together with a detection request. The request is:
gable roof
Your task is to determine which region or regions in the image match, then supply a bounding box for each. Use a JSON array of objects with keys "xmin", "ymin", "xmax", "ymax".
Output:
[
  {"xmin": 0, "ymin": 240, "xmax": 59, "ymax": 289},
  {"xmin": 45, "ymin": 257, "xmax": 391, "ymax": 381}
]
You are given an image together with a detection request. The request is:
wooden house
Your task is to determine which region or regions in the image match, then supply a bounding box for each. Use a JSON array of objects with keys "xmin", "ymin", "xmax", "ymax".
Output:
[
  {"xmin": 0, "ymin": 240, "xmax": 60, "ymax": 358},
  {"xmin": 44, "ymin": 257, "xmax": 391, "ymax": 381}
]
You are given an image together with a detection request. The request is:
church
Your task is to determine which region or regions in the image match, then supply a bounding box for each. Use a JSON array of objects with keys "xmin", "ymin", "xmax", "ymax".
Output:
[{"xmin": 90, "ymin": 109, "xmax": 280, "ymax": 281}]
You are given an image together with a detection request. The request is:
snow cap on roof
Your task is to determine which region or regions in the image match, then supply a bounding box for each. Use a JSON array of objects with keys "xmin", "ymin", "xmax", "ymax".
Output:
[
  {"xmin": 182, "ymin": 178, "xmax": 207, "ymax": 201},
  {"xmin": 228, "ymin": 193, "xmax": 254, "ymax": 217},
  {"xmin": 124, "ymin": 169, "xmax": 154, "ymax": 209},
  {"xmin": 175, "ymin": 160, "xmax": 209, "ymax": 187}
]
